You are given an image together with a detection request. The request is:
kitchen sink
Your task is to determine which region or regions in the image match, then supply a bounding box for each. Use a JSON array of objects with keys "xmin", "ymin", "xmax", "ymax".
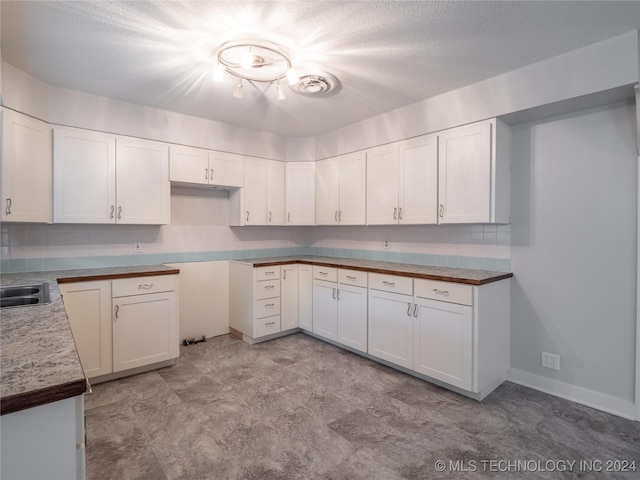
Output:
[{"xmin": 0, "ymin": 283, "xmax": 50, "ymax": 308}]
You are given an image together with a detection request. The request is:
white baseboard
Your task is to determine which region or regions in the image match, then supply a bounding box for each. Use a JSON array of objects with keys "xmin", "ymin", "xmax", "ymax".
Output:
[{"xmin": 507, "ymin": 368, "xmax": 637, "ymax": 421}]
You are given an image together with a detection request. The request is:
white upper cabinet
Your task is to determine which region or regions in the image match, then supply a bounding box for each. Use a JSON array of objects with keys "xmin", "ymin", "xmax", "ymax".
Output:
[
  {"xmin": 1, "ymin": 109, "xmax": 52, "ymax": 223},
  {"xmin": 229, "ymin": 157, "xmax": 284, "ymax": 226},
  {"xmin": 438, "ymin": 119, "xmax": 510, "ymax": 224},
  {"xmin": 399, "ymin": 134, "xmax": 438, "ymax": 224},
  {"xmin": 366, "ymin": 134, "xmax": 438, "ymax": 225},
  {"xmin": 267, "ymin": 160, "xmax": 285, "ymax": 225},
  {"xmin": 285, "ymin": 162, "xmax": 316, "ymax": 225},
  {"xmin": 316, "ymin": 152, "xmax": 366, "ymax": 225},
  {"xmin": 53, "ymin": 127, "xmax": 116, "ymax": 223},
  {"xmin": 115, "ymin": 136, "xmax": 170, "ymax": 224},
  {"xmin": 53, "ymin": 127, "xmax": 170, "ymax": 224},
  {"xmin": 169, "ymin": 144, "xmax": 243, "ymax": 189}
]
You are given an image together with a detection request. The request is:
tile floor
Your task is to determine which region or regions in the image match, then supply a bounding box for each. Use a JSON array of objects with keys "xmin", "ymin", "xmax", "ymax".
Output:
[{"xmin": 85, "ymin": 333, "xmax": 640, "ymax": 480}]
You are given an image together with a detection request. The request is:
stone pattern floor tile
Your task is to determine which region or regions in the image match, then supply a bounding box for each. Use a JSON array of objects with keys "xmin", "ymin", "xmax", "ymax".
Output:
[{"xmin": 85, "ymin": 333, "xmax": 640, "ymax": 480}]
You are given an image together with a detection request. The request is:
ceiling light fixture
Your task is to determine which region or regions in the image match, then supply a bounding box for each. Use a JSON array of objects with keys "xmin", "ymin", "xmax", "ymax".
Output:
[{"xmin": 212, "ymin": 40, "xmax": 339, "ymax": 100}]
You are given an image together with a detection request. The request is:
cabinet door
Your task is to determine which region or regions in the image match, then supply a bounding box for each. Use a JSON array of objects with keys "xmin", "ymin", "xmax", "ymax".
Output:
[
  {"xmin": 338, "ymin": 151, "xmax": 367, "ymax": 225},
  {"xmin": 1, "ymin": 109, "xmax": 52, "ymax": 222},
  {"xmin": 438, "ymin": 121, "xmax": 492, "ymax": 223},
  {"xmin": 298, "ymin": 264, "xmax": 313, "ymax": 332},
  {"xmin": 315, "ymin": 157, "xmax": 340, "ymax": 225},
  {"xmin": 367, "ymin": 289, "xmax": 413, "ymax": 369},
  {"xmin": 281, "ymin": 264, "xmax": 299, "ymax": 332},
  {"xmin": 312, "ymin": 279, "xmax": 338, "ymax": 341},
  {"xmin": 366, "ymin": 143, "xmax": 399, "ymax": 225},
  {"xmin": 414, "ymin": 298, "xmax": 472, "ymax": 390},
  {"xmin": 243, "ymin": 157, "xmax": 268, "ymax": 225},
  {"xmin": 337, "ymin": 284, "xmax": 367, "ymax": 353},
  {"xmin": 169, "ymin": 144, "xmax": 209, "ymax": 185},
  {"xmin": 267, "ymin": 160, "xmax": 285, "ymax": 225},
  {"xmin": 116, "ymin": 137, "xmax": 170, "ymax": 225},
  {"xmin": 53, "ymin": 127, "xmax": 116, "ymax": 223},
  {"xmin": 285, "ymin": 162, "xmax": 316, "ymax": 225},
  {"xmin": 399, "ymin": 134, "xmax": 438, "ymax": 224},
  {"xmin": 209, "ymin": 150, "xmax": 243, "ymax": 188},
  {"xmin": 112, "ymin": 291, "xmax": 178, "ymax": 372},
  {"xmin": 59, "ymin": 280, "xmax": 112, "ymax": 379}
]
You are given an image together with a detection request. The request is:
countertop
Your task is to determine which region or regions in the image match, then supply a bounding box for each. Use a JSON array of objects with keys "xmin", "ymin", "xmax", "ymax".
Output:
[
  {"xmin": 231, "ymin": 256, "xmax": 512, "ymax": 285},
  {"xmin": 0, "ymin": 265, "xmax": 179, "ymax": 415}
]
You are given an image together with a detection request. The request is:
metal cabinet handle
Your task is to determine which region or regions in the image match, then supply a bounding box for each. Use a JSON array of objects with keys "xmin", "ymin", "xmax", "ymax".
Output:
[
  {"xmin": 413, "ymin": 304, "xmax": 418, "ymax": 317},
  {"xmin": 265, "ymin": 321, "xmax": 275, "ymax": 326},
  {"xmin": 399, "ymin": 207, "xmax": 403, "ymax": 220},
  {"xmin": 346, "ymin": 275, "xmax": 356, "ymax": 281},
  {"xmin": 246, "ymin": 210, "xmax": 250, "ymax": 222},
  {"xmin": 110, "ymin": 205, "xmax": 114, "ymax": 219},
  {"xmin": 433, "ymin": 288, "xmax": 449, "ymax": 296},
  {"xmin": 335, "ymin": 210, "xmax": 338, "ymax": 222},
  {"xmin": 210, "ymin": 169, "xmax": 214, "ymax": 181},
  {"xmin": 339, "ymin": 210, "xmax": 342, "ymax": 221},
  {"xmin": 287, "ymin": 212, "xmax": 291, "ymax": 222},
  {"xmin": 283, "ymin": 270, "xmax": 287, "ymax": 280},
  {"xmin": 332, "ymin": 288, "xmax": 336, "ymax": 299},
  {"xmin": 265, "ymin": 303, "xmax": 275, "ymax": 308},
  {"xmin": 205, "ymin": 168, "xmax": 208, "ymax": 180},
  {"xmin": 393, "ymin": 207, "xmax": 397, "ymax": 220},
  {"xmin": 138, "ymin": 283, "xmax": 154, "ymax": 289},
  {"xmin": 264, "ymin": 271, "xmax": 275, "ymax": 276},
  {"xmin": 5, "ymin": 198, "xmax": 11, "ymax": 215},
  {"xmin": 382, "ymin": 281, "xmax": 395, "ymax": 287},
  {"xmin": 439, "ymin": 204, "xmax": 444, "ymax": 218},
  {"xmin": 269, "ymin": 211, "xmax": 272, "ymax": 222},
  {"xmin": 118, "ymin": 206, "xmax": 123, "ymax": 219},
  {"xmin": 336, "ymin": 288, "xmax": 341, "ymax": 300},
  {"xmin": 319, "ymin": 271, "xmax": 328, "ymax": 276},
  {"xmin": 114, "ymin": 305, "xmax": 119, "ymax": 319},
  {"xmin": 264, "ymin": 284, "xmax": 275, "ymax": 289},
  {"xmin": 407, "ymin": 302, "xmax": 412, "ymax": 316}
]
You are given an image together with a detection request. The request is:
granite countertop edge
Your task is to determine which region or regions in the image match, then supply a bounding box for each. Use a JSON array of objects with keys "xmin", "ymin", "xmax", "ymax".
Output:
[
  {"xmin": 1, "ymin": 265, "xmax": 180, "ymax": 416},
  {"xmin": 231, "ymin": 255, "xmax": 513, "ymax": 285}
]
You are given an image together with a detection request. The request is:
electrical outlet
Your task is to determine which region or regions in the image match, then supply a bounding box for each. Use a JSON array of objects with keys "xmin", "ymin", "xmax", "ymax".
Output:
[
  {"xmin": 133, "ymin": 241, "xmax": 142, "ymax": 254},
  {"xmin": 384, "ymin": 240, "xmax": 390, "ymax": 249},
  {"xmin": 541, "ymin": 352, "xmax": 560, "ymax": 370}
]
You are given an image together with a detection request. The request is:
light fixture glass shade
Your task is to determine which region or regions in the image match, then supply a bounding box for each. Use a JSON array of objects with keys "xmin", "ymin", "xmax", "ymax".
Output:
[
  {"xmin": 276, "ymin": 80, "xmax": 286, "ymax": 101},
  {"xmin": 240, "ymin": 49, "xmax": 254, "ymax": 70},
  {"xmin": 285, "ymin": 67, "xmax": 299, "ymax": 85},
  {"xmin": 233, "ymin": 80, "xmax": 243, "ymax": 98},
  {"xmin": 212, "ymin": 63, "xmax": 225, "ymax": 82}
]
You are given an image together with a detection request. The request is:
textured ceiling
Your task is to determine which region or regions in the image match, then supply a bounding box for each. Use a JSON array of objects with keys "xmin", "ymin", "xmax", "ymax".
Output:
[{"xmin": 1, "ymin": 1, "xmax": 639, "ymax": 137}]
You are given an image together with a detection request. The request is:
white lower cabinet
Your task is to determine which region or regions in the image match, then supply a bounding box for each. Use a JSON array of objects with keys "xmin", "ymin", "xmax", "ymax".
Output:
[
  {"xmin": 413, "ymin": 297, "xmax": 473, "ymax": 390},
  {"xmin": 312, "ymin": 267, "xmax": 368, "ymax": 352},
  {"xmin": 59, "ymin": 280, "xmax": 112, "ymax": 378},
  {"xmin": 281, "ymin": 264, "xmax": 299, "ymax": 332},
  {"xmin": 60, "ymin": 274, "xmax": 179, "ymax": 381},
  {"xmin": 368, "ymin": 285, "xmax": 414, "ymax": 369}
]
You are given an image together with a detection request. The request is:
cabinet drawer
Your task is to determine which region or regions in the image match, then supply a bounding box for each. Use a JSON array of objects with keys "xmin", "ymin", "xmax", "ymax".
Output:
[
  {"xmin": 255, "ymin": 279, "xmax": 280, "ymax": 300},
  {"xmin": 112, "ymin": 274, "xmax": 177, "ymax": 297},
  {"xmin": 313, "ymin": 266, "xmax": 338, "ymax": 281},
  {"xmin": 414, "ymin": 279, "xmax": 473, "ymax": 306},
  {"xmin": 338, "ymin": 269, "xmax": 367, "ymax": 287},
  {"xmin": 255, "ymin": 298, "xmax": 281, "ymax": 318},
  {"xmin": 255, "ymin": 316, "xmax": 281, "ymax": 338},
  {"xmin": 368, "ymin": 273, "xmax": 413, "ymax": 295},
  {"xmin": 255, "ymin": 266, "xmax": 280, "ymax": 281}
]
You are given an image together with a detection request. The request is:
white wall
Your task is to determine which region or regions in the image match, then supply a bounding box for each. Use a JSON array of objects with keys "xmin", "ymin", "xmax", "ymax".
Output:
[{"xmin": 509, "ymin": 102, "xmax": 637, "ymax": 416}]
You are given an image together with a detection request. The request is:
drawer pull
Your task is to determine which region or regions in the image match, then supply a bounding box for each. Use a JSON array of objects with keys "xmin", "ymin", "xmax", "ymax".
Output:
[
  {"xmin": 393, "ymin": 207, "xmax": 397, "ymax": 220},
  {"xmin": 265, "ymin": 303, "xmax": 275, "ymax": 308},
  {"xmin": 138, "ymin": 283, "xmax": 154, "ymax": 289},
  {"xmin": 346, "ymin": 275, "xmax": 357, "ymax": 281},
  {"xmin": 382, "ymin": 281, "xmax": 395, "ymax": 287},
  {"xmin": 5, "ymin": 198, "xmax": 11, "ymax": 215},
  {"xmin": 319, "ymin": 271, "xmax": 328, "ymax": 276},
  {"xmin": 264, "ymin": 271, "xmax": 276, "ymax": 276},
  {"xmin": 406, "ymin": 302, "xmax": 412, "ymax": 316},
  {"xmin": 265, "ymin": 321, "xmax": 275, "ymax": 326},
  {"xmin": 109, "ymin": 205, "xmax": 114, "ymax": 219},
  {"xmin": 114, "ymin": 305, "xmax": 119, "ymax": 319},
  {"xmin": 413, "ymin": 304, "xmax": 418, "ymax": 317},
  {"xmin": 118, "ymin": 206, "xmax": 123, "ymax": 219},
  {"xmin": 264, "ymin": 285, "xmax": 275, "ymax": 290},
  {"xmin": 332, "ymin": 288, "xmax": 336, "ymax": 299},
  {"xmin": 433, "ymin": 288, "xmax": 449, "ymax": 296}
]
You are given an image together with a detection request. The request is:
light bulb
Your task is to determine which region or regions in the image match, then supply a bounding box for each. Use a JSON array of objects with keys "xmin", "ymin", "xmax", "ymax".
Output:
[
  {"xmin": 276, "ymin": 80, "xmax": 286, "ymax": 101},
  {"xmin": 233, "ymin": 80, "xmax": 243, "ymax": 98},
  {"xmin": 212, "ymin": 63, "xmax": 224, "ymax": 82},
  {"xmin": 286, "ymin": 67, "xmax": 299, "ymax": 85}
]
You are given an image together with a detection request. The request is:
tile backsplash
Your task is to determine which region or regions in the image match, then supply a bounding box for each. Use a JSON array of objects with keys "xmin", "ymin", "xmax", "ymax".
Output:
[{"xmin": 1, "ymin": 222, "xmax": 510, "ymax": 273}]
